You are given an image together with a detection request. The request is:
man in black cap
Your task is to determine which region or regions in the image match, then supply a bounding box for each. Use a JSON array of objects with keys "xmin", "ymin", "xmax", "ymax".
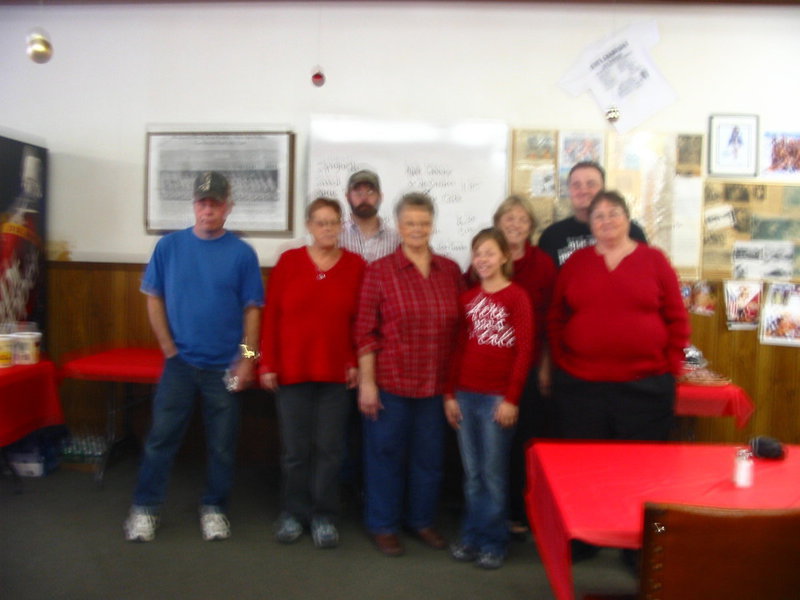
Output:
[
  {"xmin": 340, "ymin": 169, "xmax": 400, "ymax": 263},
  {"xmin": 124, "ymin": 171, "xmax": 264, "ymax": 543}
]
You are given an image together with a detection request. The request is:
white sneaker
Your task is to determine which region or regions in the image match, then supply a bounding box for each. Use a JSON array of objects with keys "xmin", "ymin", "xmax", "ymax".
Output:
[
  {"xmin": 124, "ymin": 508, "xmax": 158, "ymax": 542},
  {"xmin": 200, "ymin": 507, "xmax": 230, "ymax": 541},
  {"xmin": 311, "ymin": 517, "xmax": 339, "ymax": 549}
]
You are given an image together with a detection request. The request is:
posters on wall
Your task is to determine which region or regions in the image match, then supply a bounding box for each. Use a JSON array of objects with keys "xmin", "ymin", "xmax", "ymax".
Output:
[
  {"xmin": 702, "ymin": 181, "xmax": 800, "ymax": 279},
  {"xmin": 732, "ymin": 240, "xmax": 793, "ymax": 280},
  {"xmin": 760, "ymin": 282, "xmax": 800, "ymax": 347},
  {"xmin": 0, "ymin": 135, "xmax": 47, "ymax": 330},
  {"xmin": 761, "ymin": 132, "xmax": 800, "ymax": 177},
  {"xmin": 724, "ymin": 280, "xmax": 762, "ymax": 331},
  {"xmin": 509, "ymin": 130, "xmax": 558, "ymax": 240},
  {"xmin": 510, "ymin": 128, "xmax": 704, "ymax": 274}
]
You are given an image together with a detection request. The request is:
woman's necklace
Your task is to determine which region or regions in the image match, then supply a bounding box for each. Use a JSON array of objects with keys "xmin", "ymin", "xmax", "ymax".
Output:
[{"xmin": 309, "ymin": 246, "xmax": 341, "ymax": 280}]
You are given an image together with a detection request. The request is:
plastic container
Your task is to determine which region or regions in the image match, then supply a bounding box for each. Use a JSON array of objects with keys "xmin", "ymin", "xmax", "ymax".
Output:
[
  {"xmin": 12, "ymin": 330, "xmax": 42, "ymax": 364},
  {"xmin": 0, "ymin": 334, "xmax": 14, "ymax": 367}
]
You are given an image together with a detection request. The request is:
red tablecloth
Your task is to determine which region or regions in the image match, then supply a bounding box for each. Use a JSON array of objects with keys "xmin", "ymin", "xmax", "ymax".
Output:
[
  {"xmin": 525, "ymin": 441, "xmax": 800, "ymax": 600},
  {"xmin": 675, "ymin": 382, "xmax": 754, "ymax": 428},
  {"xmin": 0, "ymin": 360, "xmax": 64, "ymax": 447},
  {"xmin": 60, "ymin": 347, "xmax": 164, "ymax": 384}
]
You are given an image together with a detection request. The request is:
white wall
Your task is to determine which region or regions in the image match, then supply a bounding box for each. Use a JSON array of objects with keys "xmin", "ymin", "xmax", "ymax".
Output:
[{"xmin": 1, "ymin": 1, "xmax": 798, "ymax": 264}]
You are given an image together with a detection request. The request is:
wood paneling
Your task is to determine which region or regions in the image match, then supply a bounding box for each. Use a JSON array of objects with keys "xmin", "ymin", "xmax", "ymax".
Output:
[
  {"xmin": 46, "ymin": 261, "xmax": 800, "ymax": 452},
  {"xmin": 47, "ymin": 261, "xmax": 276, "ymax": 463}
]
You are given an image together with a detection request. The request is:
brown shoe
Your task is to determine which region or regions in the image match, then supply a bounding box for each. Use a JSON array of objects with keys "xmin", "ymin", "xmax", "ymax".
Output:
[
  {"xmin": 414, "ymin": 527, "xmax": 447, "ymax": 550},
  {"xmin": 372, "ymin": 533, "xmax": 404, "ymax": 557}
]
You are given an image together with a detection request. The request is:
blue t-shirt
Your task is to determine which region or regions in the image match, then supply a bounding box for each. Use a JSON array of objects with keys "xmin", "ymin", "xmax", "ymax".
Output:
[{"xmin": 141, "ymin": 228, "xmax": 264, "ymax": 369}]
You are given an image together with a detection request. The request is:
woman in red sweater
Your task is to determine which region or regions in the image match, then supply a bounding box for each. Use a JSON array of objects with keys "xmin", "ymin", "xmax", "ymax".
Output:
[
  {"xmin": 492, "ymin": 195, "xmax": 556, "ymax": 538},
  {"xmin": 445, "ymin": 228, "xmax": 533, "ymax": 569},
  {"xmin": 260, "ymin": 197, "xmax": 365, "ymax": 549},
  {"xmin": 549, "ymin": 190, "xmax": 690, "ymax": 441}
]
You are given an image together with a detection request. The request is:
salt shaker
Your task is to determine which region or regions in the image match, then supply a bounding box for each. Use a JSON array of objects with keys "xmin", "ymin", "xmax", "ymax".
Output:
[{"xmin": 733, "ymin": 448, "xmax": 754, "ymax": 488}]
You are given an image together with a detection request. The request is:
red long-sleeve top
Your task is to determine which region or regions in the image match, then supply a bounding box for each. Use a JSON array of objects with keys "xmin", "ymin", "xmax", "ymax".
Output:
[
  {"xmin": 511, "ymin": 243, "xmax": 556, "ymax": 365},
  {"xmin": 260, "ymin": 247, "xmax": 365, "ymax": 385},
  {"xmin": 464, "ymin": 242, "xmax": 555, "ymax": 366},
  {"xmin": 548, "ymin": 243, "xmax": 690, "ymax": 382},
  {"xmin": 448, "ymin": 283, "xmax": 533, "ymax": 406}
]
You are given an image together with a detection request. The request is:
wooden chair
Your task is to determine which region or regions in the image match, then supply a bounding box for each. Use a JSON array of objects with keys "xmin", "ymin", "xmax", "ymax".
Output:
[{"xmin": 586, "ymin": 502, "xmax": 800, "ymax": 600}]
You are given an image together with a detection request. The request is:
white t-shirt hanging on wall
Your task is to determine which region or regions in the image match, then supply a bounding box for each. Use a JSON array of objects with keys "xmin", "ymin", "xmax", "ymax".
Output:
[{"xmin": 560, "ymin": 20, "xmax": 676, "ymax": 133}]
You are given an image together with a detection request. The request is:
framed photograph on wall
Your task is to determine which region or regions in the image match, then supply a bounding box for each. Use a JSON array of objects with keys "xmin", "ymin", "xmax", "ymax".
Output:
[
  {"xmin": 761, "ymin": 131, "xmax": 800, "ymax": 177},
  {"xmin": 145, "ymin": 130, "xmax": 294, "ymax": 235},
  {"xmin": 708, "ymin": 114, "xmax": 758, "ymax": 177},
  {"xmin": 556, "ymin": 130, "xmax": 605, "ymax": 202},
  {"xmin": 760, "ymin": 282, "xmax": 800, "ymax": 347}
]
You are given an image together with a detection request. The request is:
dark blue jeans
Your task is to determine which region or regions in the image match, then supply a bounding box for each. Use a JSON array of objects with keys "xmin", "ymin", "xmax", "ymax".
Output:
[
  {"xmin": 132, "ymin": 355, "xmax": 240, "ymax": 512},
  {"xmin": 455, "ymin": 391, "xmax": 515, "ymax": 556},
  {"xmin": 362, "ymin": 391, "xmax": 446, "ymax": 534},
  {"xmin": 276, "ymin": 382, "xmax": 350, "ymax": 521}
]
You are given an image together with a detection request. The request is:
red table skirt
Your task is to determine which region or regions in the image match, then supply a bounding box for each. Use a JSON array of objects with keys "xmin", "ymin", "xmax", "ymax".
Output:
[
  {"xmin": 0, "ymin": 360, "xmax": 64, "ymax": 447},
  {"xmin": 675, "ymin": 382, "xmax": 754, "ymax": 428}
]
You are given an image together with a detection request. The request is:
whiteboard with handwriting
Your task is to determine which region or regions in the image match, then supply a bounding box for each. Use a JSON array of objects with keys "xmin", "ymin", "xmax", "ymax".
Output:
[{"xmin": 308, "ymin": 115, "xmax": 508, "ymax": 269}]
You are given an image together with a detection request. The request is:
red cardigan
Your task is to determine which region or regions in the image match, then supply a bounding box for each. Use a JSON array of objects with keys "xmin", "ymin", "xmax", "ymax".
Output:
[
  {"xmin": 260, "ymin": 247, "xmax": 365, "ymax": 385},
  {"xmin": 548, "ymin": 243, "xmax": 689, "ymax": 382},
  {"xmin": 511, "ymin": 243, "xmax": 556, "ymax": 365}
]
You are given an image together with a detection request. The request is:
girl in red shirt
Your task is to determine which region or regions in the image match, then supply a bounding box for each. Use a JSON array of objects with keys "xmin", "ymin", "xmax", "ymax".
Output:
[{"xmin": 445, "ymin": 228, "xmax": 533, "ymax": 569}]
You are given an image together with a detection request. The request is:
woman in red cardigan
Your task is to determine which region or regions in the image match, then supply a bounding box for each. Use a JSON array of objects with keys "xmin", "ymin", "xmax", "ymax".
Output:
[
  {"xmin": 549, "ymin": 190, "xmax": 690, "ymax": 442},
  {"xmin": 260, "ymin": 197, "xmax": 365, "ymax": 549},
  {"xmin": 491, "ymin": 195, "xmax": 556, "ymax": 538}
]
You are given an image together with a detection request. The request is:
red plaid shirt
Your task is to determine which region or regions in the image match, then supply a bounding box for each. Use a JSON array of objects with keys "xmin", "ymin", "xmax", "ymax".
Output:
[{"xmin": 356, "ymin": 247, "xmax": 465, "ymax": 398}]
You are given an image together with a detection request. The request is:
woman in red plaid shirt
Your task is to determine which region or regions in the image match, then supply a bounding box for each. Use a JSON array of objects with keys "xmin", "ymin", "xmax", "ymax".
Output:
[{"xmin": 355, "ymin": 192, "xmax": 465, "ymax": 557}]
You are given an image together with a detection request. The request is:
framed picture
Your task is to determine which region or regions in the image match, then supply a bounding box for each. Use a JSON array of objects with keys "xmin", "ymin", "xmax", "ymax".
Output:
[
  {"xmin": 760, "ymin": 282, "xmax": 800, "ymax": 347},
  {"xmin": 145, "ymin": 130, "xmax": 294, "ymax": 235},
  {"xmin": 557, "ymin": 130, "xmax": 604, "ymax": 200},
  {"xmin": 708, "ymin": 114, "xmax": 758, "ymax": 177},
  {"xmin": 761, "ymin": 131, "xmax": 800, "ymax": 177}
]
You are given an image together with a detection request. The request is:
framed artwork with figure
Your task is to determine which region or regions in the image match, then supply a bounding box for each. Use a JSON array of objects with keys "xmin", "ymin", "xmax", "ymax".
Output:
[{"xmin": 709, "ymin": 115, "xmax": 758, "ymax": 177}]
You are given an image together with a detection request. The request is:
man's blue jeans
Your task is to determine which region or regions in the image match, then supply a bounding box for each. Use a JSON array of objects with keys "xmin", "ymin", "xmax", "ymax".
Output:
[
  {"xmin": 455, "ymin": 390, "xmax": 515, "ymax": 556},
  {"xmin": 362, "ymin": 390, "xmax": 446, "ymax": 534},
  {"xmin": 132, "ymin": 355, "xmax": 240, "ymax": 512}
]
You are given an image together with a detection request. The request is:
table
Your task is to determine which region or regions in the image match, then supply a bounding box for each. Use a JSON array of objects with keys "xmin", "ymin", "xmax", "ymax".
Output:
[
  {"xmin": 525, "ymin": 441, "xmax": 800, "ymax": 600},
  {"xmin": 0, "ymin": 360, "xmax": 64, "ymax": 447},
  {"xmin": 60, "ymin": 347, "xmax": 163, "ymax": 484},
  {"xmin": 675, "ymin": 382, "xmax": 754, "ymax": 428}
]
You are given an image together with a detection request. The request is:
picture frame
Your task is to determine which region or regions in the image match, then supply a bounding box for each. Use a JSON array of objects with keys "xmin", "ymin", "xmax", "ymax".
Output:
[
  {"xmin": 145, "ymin": 130, "xmax": 294, "ymax": 235},
  {"xmin": 708, "ymin": 114, "xmax": 758, "ymax": 177},
  {"xmin": 760, "ymin": 282, "xmax": 800, "ymax": 347},
  {"xmin": 761, "ymin": 131, "xmax": 800, "ymax": 177},
  {"xmin": 557, "ymin": 130, "xmax": 604, "ymax": 200}
]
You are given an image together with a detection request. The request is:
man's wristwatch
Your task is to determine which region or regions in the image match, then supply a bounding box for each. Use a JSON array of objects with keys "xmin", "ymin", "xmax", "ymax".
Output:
[{"xmin": 239, "ymin": 344, "xmax": 261, "ymax": 360}]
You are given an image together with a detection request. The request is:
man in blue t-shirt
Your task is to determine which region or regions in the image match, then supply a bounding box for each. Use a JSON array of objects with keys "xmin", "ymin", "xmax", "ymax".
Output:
[{"xmin": 124, "ymin": 171, "xmax": 264, "ymax": 543}]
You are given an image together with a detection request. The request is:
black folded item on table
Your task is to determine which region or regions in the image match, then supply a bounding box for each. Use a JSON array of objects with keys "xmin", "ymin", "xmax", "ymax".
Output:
[{"xmin": 750, "ymin": 436, "xmax": 786, "ymax": 460}]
